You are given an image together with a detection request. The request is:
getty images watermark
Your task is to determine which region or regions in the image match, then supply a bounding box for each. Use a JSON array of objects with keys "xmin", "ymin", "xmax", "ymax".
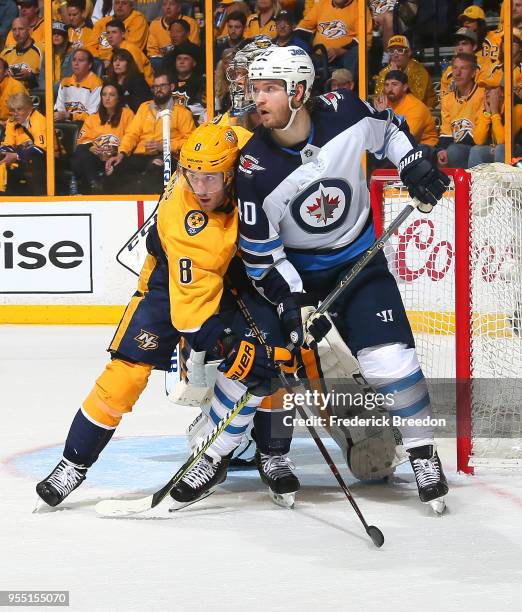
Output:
[{"xmin": 281, "ymin": 389, "xmax": 447, "ymax": 429}]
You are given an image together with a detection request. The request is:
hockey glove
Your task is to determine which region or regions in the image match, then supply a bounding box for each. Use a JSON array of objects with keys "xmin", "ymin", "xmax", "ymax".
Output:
[
  {"xmin": 277, "ymin": 294, "xmax": 331, "ymax": 348},
  {"xmin": 218, "ymin": 340, "xmax": 292, "ymax": 395},
  {"xmin": 398, "ymin": 148, "xmax": 450, "ymax": 212}
]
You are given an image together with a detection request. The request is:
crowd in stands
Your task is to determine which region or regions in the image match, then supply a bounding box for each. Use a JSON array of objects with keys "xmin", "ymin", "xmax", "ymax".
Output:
[{"xmin": 0, "ymin": 0, "xmax": 519, "ymax": 195}]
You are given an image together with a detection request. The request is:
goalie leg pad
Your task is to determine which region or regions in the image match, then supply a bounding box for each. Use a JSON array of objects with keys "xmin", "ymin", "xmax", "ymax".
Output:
[
  {"xmin": 83, "ymin": 359, "xmax": 153, "ymax": 428},
  {"xmin": 357, "ymin": 343, "xmax": 435, "ymax": 449}
]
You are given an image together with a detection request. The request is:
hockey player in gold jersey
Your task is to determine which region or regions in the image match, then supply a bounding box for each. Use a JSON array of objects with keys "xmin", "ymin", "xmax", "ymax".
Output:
[{"xmin": 35, "ymin": 122, "xmax": 292, "ymax": 510}]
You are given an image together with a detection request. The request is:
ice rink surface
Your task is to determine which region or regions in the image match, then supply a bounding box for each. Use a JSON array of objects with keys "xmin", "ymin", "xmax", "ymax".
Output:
[{"xmin": 1, "ymin": 326, "xmax": 521, "ymax": 612}]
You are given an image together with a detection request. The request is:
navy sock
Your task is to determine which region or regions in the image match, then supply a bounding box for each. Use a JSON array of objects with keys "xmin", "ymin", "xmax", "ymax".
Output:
[
  {"xmin": 63, "ymin": 409, "xmax": 116, "ymax": 467},
  {"xmin": 254, "ymin": 409, "xmax": 295, "ymax": 455}
]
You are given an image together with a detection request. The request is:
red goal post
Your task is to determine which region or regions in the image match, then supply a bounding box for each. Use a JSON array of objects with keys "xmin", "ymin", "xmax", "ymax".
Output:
[{"xmin": 369, "ymin": 166, "xmax": 522, "ymax": 474}]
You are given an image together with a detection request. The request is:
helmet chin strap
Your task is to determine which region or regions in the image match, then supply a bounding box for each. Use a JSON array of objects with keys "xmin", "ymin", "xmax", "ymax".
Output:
[{"xmin": 279, "ymin": 96, "xmax": 304, "ymax": 131}]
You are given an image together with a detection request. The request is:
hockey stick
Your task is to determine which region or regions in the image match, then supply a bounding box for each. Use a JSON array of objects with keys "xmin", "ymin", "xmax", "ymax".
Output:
[
  {"xmin": 310, "ymin": 201, "xmax": 420, "ymax": 319},
  {"xmin": 158, "ymin": 108, "xmax": 182, "ymax": 389},
  {"xmin": 227, "ymin": 283, "xmax": 384, "ymax": 548},
  {"xmin": 95, "ymin": 390, "xmax": 253, "ymax": 517}
]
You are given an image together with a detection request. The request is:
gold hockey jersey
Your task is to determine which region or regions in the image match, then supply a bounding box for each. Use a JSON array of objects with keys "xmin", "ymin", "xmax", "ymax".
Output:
[{"xmin": 157, "ymin": 176, "xmax": 238, "ymax": 333}]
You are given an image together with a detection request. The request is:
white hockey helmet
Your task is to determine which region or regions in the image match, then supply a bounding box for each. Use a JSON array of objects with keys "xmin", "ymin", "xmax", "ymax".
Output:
[
  {"xmin": 248, "ymin": 46, "xmax": 315, "ymax": 130},
  {"xmin": 248, "ymin": 45, "xmax": 315, "ymax": 103}
]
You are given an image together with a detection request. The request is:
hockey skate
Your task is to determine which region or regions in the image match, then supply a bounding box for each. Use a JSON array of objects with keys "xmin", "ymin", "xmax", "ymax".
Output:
[
  {"xmin": 35, "ymin": 458, "xmax": 88, "ymax": 510},
  {"xmin": 408, "ymin": 445, "xmax": 448, "ymax": 515},
  {"xmin": 255, "ymin": 451, "xmax": 300, "ymax": 509},
  {"xmin": 169, "ymin": 454, "xmax": 229, "ymax": 511}
]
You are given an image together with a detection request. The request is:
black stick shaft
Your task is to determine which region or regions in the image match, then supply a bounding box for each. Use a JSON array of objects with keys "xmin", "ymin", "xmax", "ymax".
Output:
[{"xmin": 229, "ymin": 285, "xmax": 383, "ymax": 545}]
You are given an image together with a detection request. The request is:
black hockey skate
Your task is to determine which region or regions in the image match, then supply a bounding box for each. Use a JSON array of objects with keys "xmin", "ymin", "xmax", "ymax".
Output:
[
  {"xmin": 169, "ymin": 454, "xmax": 229, "ymax": 510},
  {"xmin": 255, "ymin": 451, "xmax": 300, "ymax": 509},
  {"xmin": 35, "ymin": 458, "xmax": 87, "ymax": 509},
  {"xmin": 408, "ymin": 445, "xmax": 448, "ymax": 515}
]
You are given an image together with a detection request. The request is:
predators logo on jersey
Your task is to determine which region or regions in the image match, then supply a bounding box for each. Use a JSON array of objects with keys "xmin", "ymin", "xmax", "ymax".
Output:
[
  {"xmin": 318, "ymin": 20, "xmax": 348, "ymax": 40},
  {"xmin": 184, "ymin": 210, "xmax": 208, "ymax": 235},
  {"xmin": 451, "ymin": 118, "xmax": 474, "ymax": 143}
]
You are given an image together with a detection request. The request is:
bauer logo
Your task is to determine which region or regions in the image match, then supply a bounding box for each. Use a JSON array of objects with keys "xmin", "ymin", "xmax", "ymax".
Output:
[{"xmin": 0, "ymin": 214, "xmax": 92, "ymax": 294}]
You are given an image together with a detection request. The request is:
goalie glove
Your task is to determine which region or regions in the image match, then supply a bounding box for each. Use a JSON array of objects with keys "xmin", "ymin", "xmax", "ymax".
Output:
[
  {"xmin": 218, "ymin": 340, "xmax": 292, "ymax": 395},
  {"xmin": 398, "ymin": 148, "xmax": 450, "ymax": 212},
  {"xmin": 277, "ymin": 293, "xmax": 332, "ymax": 348}
]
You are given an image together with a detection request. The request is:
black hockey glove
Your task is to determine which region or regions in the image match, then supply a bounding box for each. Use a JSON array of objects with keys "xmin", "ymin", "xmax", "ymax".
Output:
[
  {"xmin": 277, "ymin": 293, "xmax": 332, "ymax": 348},
  {"xmin": 218, "ymin": 339, "xmax": 292, "ymax": 395},
  {"xmin": 398, "ymin": 148, "xmax": 450, "ymax": 212}
]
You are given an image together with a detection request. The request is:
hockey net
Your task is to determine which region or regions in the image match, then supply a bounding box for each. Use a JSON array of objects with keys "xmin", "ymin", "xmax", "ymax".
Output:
[{"xmin": 370, "ymin": 164, "xmax": 522, "ymax": 473}]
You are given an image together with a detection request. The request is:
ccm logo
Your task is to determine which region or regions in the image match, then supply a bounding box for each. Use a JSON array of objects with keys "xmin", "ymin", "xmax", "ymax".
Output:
[
  {"xmin": 1, "ymin": 230, "xmax": 84, "ymax": 270},
  {"xmin": 229, "ymin": 342, "xmax": 254, "ymax": 380}
]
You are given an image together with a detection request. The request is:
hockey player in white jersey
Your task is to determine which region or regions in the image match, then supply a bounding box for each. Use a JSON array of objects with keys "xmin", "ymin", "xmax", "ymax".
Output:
[{"xmin": 236, "ymin": 46, "xmax": 451, "ymax": 512}]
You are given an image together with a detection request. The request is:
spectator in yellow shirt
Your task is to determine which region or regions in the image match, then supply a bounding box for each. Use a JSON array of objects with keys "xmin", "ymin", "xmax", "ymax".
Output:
[
  {"xmin": 54, "ymin": 48, "xmax": 103, "ymax": 121},
  {"xmin": 0, "ymin": 58, "xmax": 26, "ymax": 125},
  {"xmin": 368, "ymin": 0, "xmax": 396, "ymax": 53},
  {"xmin": 244, "ymin": 0, "xmax": 279, "ymax": 39},
  {"xmin": 0, "ymin": 17, "xmax": 42, "ymax": 88},
  {"xmin": 66, "ymin": 0, "xmax": 99, "ymax": 56},
  {"xmin": 0, "ymin": 91, "xmax": 46, "ymax": 195},
  {"xmin": 467, "ymin": 87, "xmax": 522, "ymax": 166},
  {"xmin": 296, "ymin": 0, "xmax": 372, "ymax": 81},
  {"xmin": 5, "ymin": 0, "xmax": 44, "ymax": 48},
  {"xmin": 105, "ymin": 19, "xmax": 154, "ymax": 84},
  {"xmin": 437, "ymin": 53, "xmax": 485, "ymax": 169},
  {"xmin": 458, "ymin": 5, "xmax": 488, "ymax": 50},
  {"xmin": 71, "ymin": 82, "xmax": 135, "ymax": 193},
  {"xmin": 104, "ymin": 72, "xmax": 195, "ymax": 193},
  {"xmin": 213, "ymin": 0, "xmax": 251, "ymax": 39},
  {"xmin": 374, "ymin": 35, "xmax": 437, "ymax": 109},
  {"xmin": 440, "ymin": 28, "xmax": 487, "ymax": 99},
  {"xmin": 94, "ymin": 0, "xmax": 149, "ymax": 57},
  {"xmin": 147, "ymin": 0, "xmax": 200, "ymax": 71},
  {"xmin": 374, "ymin": 71, "xmax": 438, "ymax": 153}
]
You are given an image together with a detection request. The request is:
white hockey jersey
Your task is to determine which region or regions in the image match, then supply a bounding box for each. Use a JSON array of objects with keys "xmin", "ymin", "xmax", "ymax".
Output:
[{"xmin": 235, "ymin": 89, "xmax": 416, "ymax": 304}]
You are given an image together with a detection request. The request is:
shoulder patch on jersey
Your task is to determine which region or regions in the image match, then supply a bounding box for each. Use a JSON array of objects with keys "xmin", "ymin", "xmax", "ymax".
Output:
[
  {"xmin": 319, "ymin": 91, "xmax": 343, "ymax": 111},
  {"xmin": 290, "ymin": 179, "xmax": 352, "ymax": 234},
  {"xmin": 238, "ymin": 154, "xmax": 265, "ymax": 176},
  {"xmin": 185, "ymin": 210, "xmax": 208, "ymax": 235}
]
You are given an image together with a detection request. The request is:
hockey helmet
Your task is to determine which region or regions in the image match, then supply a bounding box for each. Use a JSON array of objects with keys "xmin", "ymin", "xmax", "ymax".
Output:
[
  {"xmin": 248, "ymin": 45, "xmax": 315, "ymax": 104},
  {"xmin": 226, "ymin": 36, "xmax": 275, "ymax": 116},
  {"xmin": 179, "ymin": 122, "xmax": 239, "ymax": 173},
  {"xmin": 178, "ymin": 122, "xmax": 239, "ymax": 193}
]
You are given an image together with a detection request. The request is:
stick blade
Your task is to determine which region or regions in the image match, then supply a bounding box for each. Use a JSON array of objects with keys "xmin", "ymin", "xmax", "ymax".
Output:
[
  {"xmin": 367, "ymin": 525, "xmax": 385, "ymax": 548},
  {"xmin": 95, "ymin": 495, "xmax": 154, "ymax": 517}
]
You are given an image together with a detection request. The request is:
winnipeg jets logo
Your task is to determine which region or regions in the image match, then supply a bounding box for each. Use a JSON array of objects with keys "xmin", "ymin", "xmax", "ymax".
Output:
[
  {"xmin": 135, "ymin": 329, "xmax": 159, "ymax": 350},
  {"xmin": 307, "ymin": 189, "xmax": 340, "ymax": 224},
  {"xmin": 291, "ymin": 179, "xmax": 351, "ymax": 234},
  {"xmin": 239, "ymin": 154, "xmax": 265, "ymax": 176}
]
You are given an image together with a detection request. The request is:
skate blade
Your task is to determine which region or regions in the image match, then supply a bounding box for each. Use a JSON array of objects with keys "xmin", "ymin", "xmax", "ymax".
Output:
[
  {"xmin": 168, "ymin": 489, "xmax": 215, "ymax": 512},
  {"xmin": 427, "ymin": 497, "xmax": 446, "ymax": 515},
  {"xmin": 33, "ymin": 497, "xmax": 47, "ymax": 513},
  {"xmin": 268, "ymin": 488, "xmax": 296, "ymax": 509}
]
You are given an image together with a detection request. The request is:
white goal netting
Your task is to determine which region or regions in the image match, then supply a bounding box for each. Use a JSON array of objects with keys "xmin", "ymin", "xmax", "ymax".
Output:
[{"xmin": 372, "ymin": 164, "xmax": 522, "ymax": 469}]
